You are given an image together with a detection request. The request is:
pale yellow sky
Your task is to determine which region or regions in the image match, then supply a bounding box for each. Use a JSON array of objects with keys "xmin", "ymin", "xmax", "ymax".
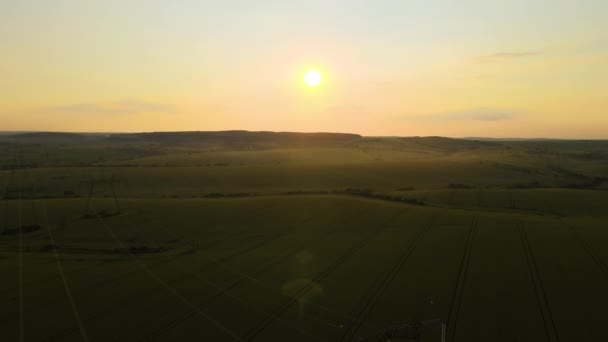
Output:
[{"xmin": 1, "ymin": 1, "xmax": 607, "ymax": 138}]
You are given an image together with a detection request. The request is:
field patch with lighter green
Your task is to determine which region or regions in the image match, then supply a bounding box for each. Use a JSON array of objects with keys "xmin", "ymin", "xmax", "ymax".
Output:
[{"xmin": 1, "ymin": 131, "xmax": 608, "ymax": 341}]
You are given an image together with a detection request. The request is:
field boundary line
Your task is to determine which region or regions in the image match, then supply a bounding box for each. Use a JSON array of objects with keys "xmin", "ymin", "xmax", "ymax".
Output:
[
  {"xmin": 17, "ymin": 147, "xmax": 25, "ymax": 342},
  {"xmin": 446, "ymin": 216, "xmax": 477, "ymax": 342},
  {"xmin": 558, "ymin": 218, "xmax": 608, "ymax": 278},
  {"xmin": 340, "ymin": 214, "xmax": 439, "ymax": 341},
  {"xmin": 136, "ymin": 233, "xmax": 327, "ymax": 342},
  {"xmin": 39, "ymin": 202, "xmax": 341, "ymax": 340},
  {"xmin": 243, "ymin": 208, "xmax": 408, "ymax": 341},
  {"xmin": 97, "ymin": 215, "xmax": 246, "ymax": 342},
  {"xmin": 519, "ymin": 222, "xmax": 560, "ymax": 342},
  {"xmin": 130, "ymin": 203, "xmax": 350, "ymax": 341},
  {"xmin": 41, "ymin": 200, "xmax": 91, "ymax": 342},
  {"xmin": 21, "ymin": 159, "xmax": 91, "ymax": 342},
  {"xmin": 139, "ymin": 205, "xmax": 374, "ymax": 341}
]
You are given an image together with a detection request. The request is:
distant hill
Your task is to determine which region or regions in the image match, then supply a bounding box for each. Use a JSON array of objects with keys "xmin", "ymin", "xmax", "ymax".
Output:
[
  {"xmin": 107, "ymin": 130, "xmax": 363, "ymax": 147},
  {"xmin": 1, "ymin": 130, "xmax": 606, "ymax": 140},
  {"xmin": 399, "ymin": 136, "xmax": 499, "ymax": 148},
  {"xmin": 463, "ymin": 137, "xmax": 560, "ymax": 141},
  {"xmin": 13, "ymin": 132, "xmax": 89, "ymax": 139},
  {"xmin": 0, "ymin": 131, "xmax": 605, "ymax": 150}
]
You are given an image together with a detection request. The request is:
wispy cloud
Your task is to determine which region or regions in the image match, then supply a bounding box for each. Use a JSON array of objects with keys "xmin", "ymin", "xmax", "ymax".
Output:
[
  {"xmin": 50, "ymin": 100, "xmax": 173, "ymax": 115},
  {"xmin": 477, "ymin": 51, "xmax": 539, "ymax": 63},
  {"xmin": 405, "ymin": 108, "xmax": 521, "ymax": 122}
]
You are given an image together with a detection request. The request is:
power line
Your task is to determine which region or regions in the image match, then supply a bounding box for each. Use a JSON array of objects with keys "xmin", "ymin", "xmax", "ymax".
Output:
[
  {"xmin": 96, "ymin": 214, "xmax": 245, "ymax": 342},
  {"xmin": 16, "ymin": 146, "xmax": 25, "ymax": 342},
  {"xmin": 24, "ymin": 155, "xmax": 91, "ymax": 342}
]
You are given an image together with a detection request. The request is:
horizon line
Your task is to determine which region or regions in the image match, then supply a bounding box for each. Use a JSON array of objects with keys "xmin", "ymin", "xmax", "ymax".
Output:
[{"xmin": 1, "ymin": 130, "xmax": 607, "ymax": 141}]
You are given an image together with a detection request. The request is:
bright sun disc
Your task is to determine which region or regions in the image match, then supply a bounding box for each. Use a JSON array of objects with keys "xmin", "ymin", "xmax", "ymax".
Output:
[{"xmin": 304, "ymin": 70, "xmax": 322, "ymax": 87}]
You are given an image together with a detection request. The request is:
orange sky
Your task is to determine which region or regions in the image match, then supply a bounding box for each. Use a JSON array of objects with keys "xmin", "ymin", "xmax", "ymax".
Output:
[{"xmin": 1, "ymin": 1, "xmax": 607, "ymax": 138}]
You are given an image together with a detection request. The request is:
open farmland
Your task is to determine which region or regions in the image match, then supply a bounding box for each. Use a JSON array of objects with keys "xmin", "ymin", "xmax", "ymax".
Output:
[{"xmin": 1, "ymin": 131, "xmax": 608, "ymax": 341}]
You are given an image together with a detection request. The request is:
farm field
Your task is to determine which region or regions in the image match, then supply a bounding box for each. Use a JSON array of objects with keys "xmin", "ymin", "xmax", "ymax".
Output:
[{"xmin": 1, "ymin": 131, "xmax": 608, "ymax": 341}]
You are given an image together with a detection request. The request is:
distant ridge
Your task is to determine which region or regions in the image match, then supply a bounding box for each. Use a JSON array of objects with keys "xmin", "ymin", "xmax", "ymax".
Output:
[
  {"xmin": 109, "ymin": 130, "xmax": 362, "ymax": 146},
  {"xmin": 462, "ymin": 137, "xmax": 597, "ymax": 141},
  {"xmin": 13, "ymin": 132, "xmax": 87, "ymax": 139},
  {"xmin": 0, "ymin": 131, "xmax": 605, "ymax": 141}
]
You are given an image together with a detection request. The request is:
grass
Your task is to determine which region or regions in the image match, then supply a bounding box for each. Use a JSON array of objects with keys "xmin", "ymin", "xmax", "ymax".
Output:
[{"xmin": 1, "ymin": 131, "xmax": 607, "ymax": 341}]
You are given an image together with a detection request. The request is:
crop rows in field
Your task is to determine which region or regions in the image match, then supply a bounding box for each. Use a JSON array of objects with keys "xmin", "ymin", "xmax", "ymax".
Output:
[{"xmin": 1, "ymin": 195, "xmax": 608, "ymax": 341}]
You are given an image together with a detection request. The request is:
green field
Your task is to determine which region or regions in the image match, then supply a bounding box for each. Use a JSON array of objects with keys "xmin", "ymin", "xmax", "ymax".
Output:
[{"xmin": 1, "ymin": 132, "xmax": 608, "ymax": 341}]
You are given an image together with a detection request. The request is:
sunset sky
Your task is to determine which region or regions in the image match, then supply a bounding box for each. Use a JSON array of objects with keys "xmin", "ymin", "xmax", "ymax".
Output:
[{"xmin": 1, "ymin": 1, "xmax": 607, "ymax": 138}]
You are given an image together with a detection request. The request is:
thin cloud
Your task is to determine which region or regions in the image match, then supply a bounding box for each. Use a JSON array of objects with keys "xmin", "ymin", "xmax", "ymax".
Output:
[
  {"xmin": 51, "ymin": 100, "xmax": 173, "ymax": 115},
  {"xmin": 477, "ymin": 51, "xmax": 539, "ymax": 63},
  {"xmin": 405, "ymin": 109, "xmax": 520, "ymax": 122}
]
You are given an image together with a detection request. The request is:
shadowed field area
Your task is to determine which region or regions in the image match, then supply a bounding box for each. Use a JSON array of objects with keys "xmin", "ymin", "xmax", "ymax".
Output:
[{"xmin": 1, "ymin": 131, "xmax": 607, "ymax": 341}]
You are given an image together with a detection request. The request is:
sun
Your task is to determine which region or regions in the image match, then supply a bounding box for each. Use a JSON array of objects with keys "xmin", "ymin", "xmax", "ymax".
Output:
[{"xmin": 304, "ymin": 70, "xmax": 322, "ymax": 87}]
